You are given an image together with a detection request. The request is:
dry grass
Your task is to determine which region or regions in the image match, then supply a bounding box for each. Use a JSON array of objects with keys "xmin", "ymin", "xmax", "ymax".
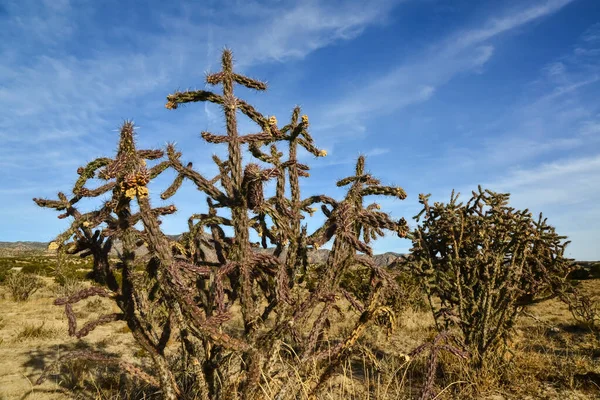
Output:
[
  {"xmin": 15, "ymin": 322, "xmax": 58, "ymax": 342},
  {"xmin": 1, "ymin": 274, "xmax": 600, "ymax": 399},
  {"xmin": 0, "ymin": 276, "xmax": 139, "ymax": 400}
]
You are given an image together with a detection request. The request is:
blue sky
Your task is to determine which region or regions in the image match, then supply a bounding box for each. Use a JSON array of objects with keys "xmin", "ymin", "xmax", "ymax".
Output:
[{"xmin": 1, "ymin": 0, "xmax": 599, "ymax": 260}]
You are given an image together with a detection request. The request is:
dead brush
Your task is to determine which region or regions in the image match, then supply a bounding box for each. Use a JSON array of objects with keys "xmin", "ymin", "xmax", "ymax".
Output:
[
  {"xmin": 5, "ymin": 270, "xmax": 45, "ymax": 302},
  {"xmin": 34, "ymin": 49, "xmax": 411, "ymax": 399},
  {"xmin": 559, "ymin": 285, "xmax": 600, "ymax": 339}
]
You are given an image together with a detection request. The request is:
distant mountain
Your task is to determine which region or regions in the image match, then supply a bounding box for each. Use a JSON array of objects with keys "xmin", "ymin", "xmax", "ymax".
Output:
[
  {"xmin": 0, "ymin": 241, "xmax": 49, "ymax": 255},
  {"xmin": 2, "ymin": 240, "xmax": 596, "ymax": 270},
  {"xmin": 0, "ymin": 241, "xmax": 49, "ymax": 250},
  {"xmin": 0, "ymin": 239, "xmax": 407, "ymax": 267}
]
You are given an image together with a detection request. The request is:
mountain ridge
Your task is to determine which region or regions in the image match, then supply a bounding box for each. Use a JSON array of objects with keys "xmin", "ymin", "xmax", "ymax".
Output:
[{"xmin": 0, "ymin": 240, "xmax": 407, "ymax": 267}]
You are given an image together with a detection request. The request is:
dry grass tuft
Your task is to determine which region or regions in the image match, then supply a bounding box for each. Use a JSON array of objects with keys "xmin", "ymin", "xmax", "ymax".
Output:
[{"xmin": 15, "ymin": 322, "xmax": 57, "ymax": 341}]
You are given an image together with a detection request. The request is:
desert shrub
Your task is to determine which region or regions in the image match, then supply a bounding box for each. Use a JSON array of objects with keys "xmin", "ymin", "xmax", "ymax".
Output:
[
  {"xmin": 52, "ymin": 275, "xmax": 87, "ymax": 298},
  {"xmin": 408, "ymin": 187, "xmax": 572, "ymax": 368},
  {"xmin": 34, "ymin": 49, "xmax": 411, "ymax": 400},
  {"xmin": 0, "ymin": 259, "xmax": 16, "ymax": 283},
  {"xmin": 589, "ymin": 263, "xmax": 600, "ymax": 279},
  {"xmin": 340, "ymin": 263, "xmax": 426, "ymax": 315},
  {"xmin": 339, "ymin": 264, "xmax": 372, "ymax": 302},
  {"xmin": 388, "ymin": 269, "xmax": 428, "ymax": 313},
  {"xmin": 21, "ymin": 262, "xmax": 53, "ymax": 276},
  {"xmin": 6, "ymin": 271, "xmax": 45, "ymax": 301},
  {"xmin": 15, "ymin": 321, "xmax": 56, "ymax": 341},
  {"xmin": 559, "ymin": 285, "xmax": 600, "ymax": 335},
  {"xmin": 568, "ymin": 264, "xmax": 591, "ymax": 280}
]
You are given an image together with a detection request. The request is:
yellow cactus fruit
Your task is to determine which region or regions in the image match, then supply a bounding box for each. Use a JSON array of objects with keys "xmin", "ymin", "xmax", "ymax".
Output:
[
  {"xmin": 318, "ymin": 149, "xmax": 327, "ymax": 157},
  {"xmin": 82, "ymin": 221, "xmax": 91, "ymax": 227},
  {"xmin": 125, "ymin": 187, "xmax": 137, "ymax": 199},
  {"xmin": 48, "ymin": 242, "xmax": 59, "ymax": 251},
  {"xmin": 137, "ymin": 187, "xmax": 149, "ymax": 198},
  {"xmin": 268, "ymin": 116, "xmax": 277, "ymax": 126},
  {"xmin": 301, "ymin": 115, "xmax": 309, "ymax": 125}
]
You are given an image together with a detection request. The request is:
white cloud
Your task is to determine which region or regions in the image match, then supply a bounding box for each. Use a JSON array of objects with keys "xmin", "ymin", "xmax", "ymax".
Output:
[
  {"xmin": 231, "ymin": 0, "xmax": 402, "ymax": 67},
  {"xmin": 479, "ymin": 154, "xmax": 600, "ymax": 260},
  {"xmin": 320, "ymin": 0, "xmax": 574, "ymax": 127},
  {"xmin": 486, "ymin": 154, "xmax": 600, "ymax": 206},
  {"xmin": 435, "ymin": 19, "xmax": 600, "ymax": 174},
  {"xmin": 156, "ymin": 0, "xmax": 404, "ymax": 69},
  {"xmin": 446, "ymin": 0, "xmax": 574, "ymax": 50},
  {"xmin": 0, "ymin": 0, "xmax": 401, "ymax": 180}
]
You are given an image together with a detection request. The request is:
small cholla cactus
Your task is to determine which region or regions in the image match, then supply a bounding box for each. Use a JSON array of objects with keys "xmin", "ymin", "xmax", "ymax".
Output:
[{"xmin": 408, "ymin": 186, "xmax": 572, "ymax": 368}]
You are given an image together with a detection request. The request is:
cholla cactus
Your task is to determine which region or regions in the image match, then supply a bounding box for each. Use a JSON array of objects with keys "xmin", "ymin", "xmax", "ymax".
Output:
[
  {"xmin": 35, "ymin": 122, "xmax": 181, "ymax": 398},
  {"xmin": 35, "ymin": 49, "xmax": 410, "ymax": 400},
  {"xmin": 408, "ymin": 186, "xmax": 572, "ymax": 368}
]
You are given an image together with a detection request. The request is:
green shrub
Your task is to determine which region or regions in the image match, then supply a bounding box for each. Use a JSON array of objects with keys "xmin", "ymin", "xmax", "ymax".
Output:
[
  {"xmin": 21, "ymin": 262, "xmax": 53, "ymax": 276},
  {"xmin": 339, "ymin": 263, "xmax": 426, "ymax": 315},
  {"xmin": 389, "ymin": 269, "xmax": 428, "ymax": 313}
]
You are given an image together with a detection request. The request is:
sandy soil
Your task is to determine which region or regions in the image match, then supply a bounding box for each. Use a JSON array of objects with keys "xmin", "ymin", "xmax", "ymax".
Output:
[
  {"xmin": 0, "ymin": 278, "xmax": 137, "ymax": 400},
  {"xmin": 1, "ymin": 277, "xmax": 600, "ymax": 399}
]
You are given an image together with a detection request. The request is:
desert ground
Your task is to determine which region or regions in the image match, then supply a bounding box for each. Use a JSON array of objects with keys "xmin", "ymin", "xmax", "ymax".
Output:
[{"xmin": 1, "ymin": 251, "xmax": 600, "ymax": 399}]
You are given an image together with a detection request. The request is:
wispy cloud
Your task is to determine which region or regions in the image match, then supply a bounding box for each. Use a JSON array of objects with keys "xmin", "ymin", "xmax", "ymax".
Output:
[
  {"xmin": 486, "ymin": 155, "xmax": 600, "ymax": 207},
  {"xmin": 321, "ymin": 0, "xmax": 575, "ymax": 125},
  {"xmin": 1, "ymin": 0, "xmax": 597, "ymax": 261},
  {"xmin": 400, "ymin": 20, "xmax": 600, "ymax": 259},
  {"xmin": 154, "ymin": 0, "xmax": 403, "ymax": 69},
  {"xmin": 0, "ymin": 0, "xmax": 403, "ymax": 241},
  {"xmin": 447, "ymin": 0, "xmax": 575, "ymax": 49},
  {"xmin": 477, "ymin": 154, "xmax": 600, "ymax": 260},
  {"xmin": 435, "ymin": 21, "xmax": 600, "ymax": 178},
  {"xmin": 223, "ymin": 0, "xmax": 404, "ymax": 67}
]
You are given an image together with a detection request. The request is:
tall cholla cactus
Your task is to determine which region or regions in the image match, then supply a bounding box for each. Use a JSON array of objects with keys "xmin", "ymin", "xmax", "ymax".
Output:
[{"xmin": 35, "ymin": 49, "xmax": 410, "ymax": 400}]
